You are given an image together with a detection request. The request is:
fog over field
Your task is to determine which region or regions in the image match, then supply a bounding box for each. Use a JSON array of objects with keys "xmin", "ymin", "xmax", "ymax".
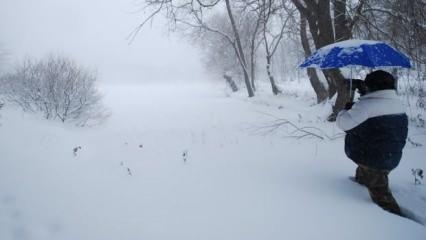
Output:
[{"xmin": 0, "ymin": 0, "xmax": 204, "ymax": 83}]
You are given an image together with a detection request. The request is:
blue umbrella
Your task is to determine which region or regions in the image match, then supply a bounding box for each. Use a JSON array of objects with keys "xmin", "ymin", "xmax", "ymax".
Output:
[{"xmin": 299, "ymin": 39, "xmax": 411, "ymax": 69}]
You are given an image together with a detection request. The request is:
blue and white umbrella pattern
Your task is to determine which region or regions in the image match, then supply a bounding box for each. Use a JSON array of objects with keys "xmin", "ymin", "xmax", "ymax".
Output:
[{"xmin": 299, "ymin": 39, "xmax": 411, "ymax": 69}]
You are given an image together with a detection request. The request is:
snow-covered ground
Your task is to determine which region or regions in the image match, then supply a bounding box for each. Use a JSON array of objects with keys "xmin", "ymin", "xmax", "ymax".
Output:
[{"xmin": 1, "ymin": 80, "xmax": 425, "ymax": 240}]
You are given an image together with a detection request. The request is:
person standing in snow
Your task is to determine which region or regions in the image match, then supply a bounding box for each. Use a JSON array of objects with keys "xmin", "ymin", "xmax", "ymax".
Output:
[{"xmin": 336, "ymin": 70, "xmax": 408, "ymax": 216}]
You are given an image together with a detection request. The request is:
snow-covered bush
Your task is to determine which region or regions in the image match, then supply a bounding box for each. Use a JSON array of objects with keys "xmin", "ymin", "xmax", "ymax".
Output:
[
  {"xmin": 398, "ymin": 70, "xmax": 426, "ymax": 128},
  {"xmin": 0, "ymin": 55, "xmax": 107, "ymax": 124}
]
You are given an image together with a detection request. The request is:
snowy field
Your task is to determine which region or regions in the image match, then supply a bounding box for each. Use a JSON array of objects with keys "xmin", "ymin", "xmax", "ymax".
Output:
[{"xmin": 1, "ymin": 80, "xmax": 426, "ymax": 240}]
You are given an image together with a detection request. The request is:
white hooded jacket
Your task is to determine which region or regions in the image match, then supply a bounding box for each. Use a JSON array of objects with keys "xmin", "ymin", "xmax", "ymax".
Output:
[{"xmin": 336, "ymin": 89, "xmax": 406, "ymax": 131}]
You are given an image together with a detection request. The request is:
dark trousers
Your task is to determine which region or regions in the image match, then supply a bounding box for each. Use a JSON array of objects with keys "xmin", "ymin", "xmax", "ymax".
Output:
[{"xmin": 355, "ymin": 165, "xmax": 402, "ymax": 216}]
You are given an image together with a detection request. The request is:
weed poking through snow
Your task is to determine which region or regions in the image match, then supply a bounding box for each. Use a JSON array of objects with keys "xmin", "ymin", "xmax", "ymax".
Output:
[
  {"xmin": 412, "ymin": 169, "xmax": 424, "ymax": 185},
  {"xmin": 73, "ymin": 146, "xmax": 82, "ymax": 157},
  {"xmin": 182, "ymin": 150, "xmax": 188, "ymax": 164},
  {"xmin": 120, "ymin": 161, "xmax": 132, "ymax": 176}
]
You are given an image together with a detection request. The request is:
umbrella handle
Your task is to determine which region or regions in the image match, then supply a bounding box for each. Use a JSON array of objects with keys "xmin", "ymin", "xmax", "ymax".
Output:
[{"xmin": 349, "ymin": 68, "xmax": 353, "ymax": 99}]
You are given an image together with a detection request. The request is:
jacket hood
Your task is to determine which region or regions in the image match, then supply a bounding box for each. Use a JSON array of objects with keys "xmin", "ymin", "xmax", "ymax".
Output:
[{"xmin": 360, "ymin": 89, "xmax": 399, "ymax": 100}]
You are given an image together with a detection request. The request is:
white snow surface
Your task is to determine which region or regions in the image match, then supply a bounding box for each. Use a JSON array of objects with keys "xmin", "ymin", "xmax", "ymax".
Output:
[
  {"xmin": 1, "ymin": 81, "xmax": 426, "ymax": 240},
  {"xmin": 321, "ymin": 39, "xmax": 382, "ymax": 50},
  {"xmin": 314, "ymin": 39, "xmax": 381, "ymax": 64},
  {"xmin": 301, "ymin": 40, "xmax": 384, "ymax": 69}
]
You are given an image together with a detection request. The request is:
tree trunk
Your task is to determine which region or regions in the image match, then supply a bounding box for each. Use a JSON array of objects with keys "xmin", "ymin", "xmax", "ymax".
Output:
[
  {"xmin": 249, "ymin": 44, "xmax": 257, "ymax": 92},
  {"xmin": 300, "ymin": 13, "xmax": 328, "ymax": 103},
  {"xmin": 266, "ymin": 56, "xmax": 281, "ymax": 95},
  {"xmin": 333, "ymin": 0, "xmax": 352, "ymax": 41},
  {"xmin": 296, "ymin": 0, "xmax": 351, "ymax": 120},
  {"xmin": 261, "ymin": 0, "xmax": 282, "ymax": 95},
  {"xmin": 308, "ymin": 69, "xmax": 328, "ymax": 103},
  {"xmin": 249, "ymin": 17, "xmax": 261, "ymax": 92},
  {"xmin": 223, "ymin": 74, "xmax": 239, "ymax": 92},
  {"xmin": 225, "ymin": 0, "xmax": 254, "ymax": 97},
  {"xmin": 302, "ymin": 3, "xmax": 337, "ymax": 98},
  {"xmin": 324, "ymin": 69, "xmax": 350, "ymax": 121},
  {"xmin": 329, "ymin": 0, "xmax": 355, "ymax": 120},
  {"xmin": 328, "ymin": 81, "xmax": 337, "ymax": 98},
  {"xmin": 250, "ymin": 59, "xmax": 256, "ymax": 91}
]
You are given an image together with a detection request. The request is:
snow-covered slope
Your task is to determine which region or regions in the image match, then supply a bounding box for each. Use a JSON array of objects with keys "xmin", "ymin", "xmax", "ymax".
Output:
[{"xmin": 1, "ymin": 82, "xmax": 425, "ymax": 240}]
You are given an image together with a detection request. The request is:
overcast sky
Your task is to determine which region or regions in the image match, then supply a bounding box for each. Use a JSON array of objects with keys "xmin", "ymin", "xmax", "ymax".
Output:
[{"xmin": 0, "ymin": 0, "xmax": 204, "ymax": 83}]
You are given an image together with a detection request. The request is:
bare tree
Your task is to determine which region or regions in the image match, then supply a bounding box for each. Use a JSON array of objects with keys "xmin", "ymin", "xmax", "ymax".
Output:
[
  {"xmin": 257, "ymin": 0, "xmax": 294, "ymax": 95},
  {"xmin": 299, "ymin": 13, "xmax": 328, "ymax": 103},
  {"xmin": 236, "ymin": 8, "xmax": 263, "ymax": 91},
  {"xmin": 197, "ymin": 13, "xmax": 240, "ymax": 79},
  {"xmin": 131, "ymin": 0, "xmax": 255, "ymax": 97},
  {"xmin": 196, "ymin": 10, "xmax": 258, "ymax": 92},
  {"xmin": 355, "ymin": 0, "xmax": 425, "ymax": 71},
  {"xmin": 224, "ymin": 0, "xmax": 254, "ymax": 96},
  {"xmin": 0, "ymin": 55, "xmax": 107, "ymax": 125},
  {"xmin": 243, "ymin": 0, "xmax": 283, "ymax": 95}
]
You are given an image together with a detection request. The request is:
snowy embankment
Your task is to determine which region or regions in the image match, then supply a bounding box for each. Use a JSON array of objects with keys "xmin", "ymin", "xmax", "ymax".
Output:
[{"xmin": 1, "ymin": 81, "xmax": 425, "ymax": 240}]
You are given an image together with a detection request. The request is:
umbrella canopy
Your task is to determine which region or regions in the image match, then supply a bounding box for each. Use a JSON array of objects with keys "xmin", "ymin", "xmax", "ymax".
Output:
[{"xmin": 299, "ymin": 39, "xmax": 411, "ymax": 69}]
